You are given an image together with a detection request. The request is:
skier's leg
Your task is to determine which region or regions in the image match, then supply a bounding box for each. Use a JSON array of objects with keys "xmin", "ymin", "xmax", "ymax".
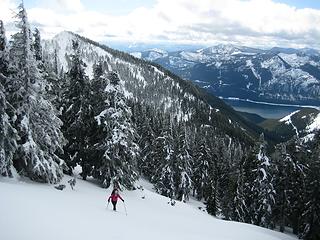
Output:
[{"xmin": 112, "ymin": 201, "xmax": 117, "ymax": 211}]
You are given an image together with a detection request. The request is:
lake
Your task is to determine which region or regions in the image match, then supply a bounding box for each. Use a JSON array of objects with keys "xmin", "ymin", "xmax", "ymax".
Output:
[{"xmin": 223, "ymin": 98, "xmax": 319, "ymax": 119}]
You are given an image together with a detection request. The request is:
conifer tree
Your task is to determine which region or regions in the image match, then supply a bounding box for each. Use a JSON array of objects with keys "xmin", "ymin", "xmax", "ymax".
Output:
[
  {"xmin": 300, "ymin": 134, "xmax": 320, "ymax": 240},
  {"xmin": 192, "ymin": 128, "xmax": 211, "ymax": 200},
  {"xmin": 234, "ymin": 134, "xmax": 275, "ymax": 227},
  {"xmin": 174, "ymin": 123, "xmax": 192, "ymax": 202},
  {"xmin": 0, "ymin": 21, "xmax": 17, "ymax": 176},
  {"xmin": 0, "ymin": 20, "xmax": 9, "ymax": 75},
  {"xmin": 285, "ymin": 137, "xmax": 308, "ymax": 235},
  {"xmin": 251, "ymin": 134, "xmax": 275, "ymax": 228},
  {"xmin": 61, "ymin": 40, "xmax": 94, "ymax": 179},
  {"xmin": 32, "ymin": 28, "xmax": 42, "ymax": 61},
  {"xmin": 8, "ymin": 4, "xmax": 65, "ymax": 183},
  {"xmin": 152, "ymin": 117, "xmax": 175, "ymax": 198},
  {"xmin": 93, "ymin": 71, "xmax": 139, "ymax": 189}
]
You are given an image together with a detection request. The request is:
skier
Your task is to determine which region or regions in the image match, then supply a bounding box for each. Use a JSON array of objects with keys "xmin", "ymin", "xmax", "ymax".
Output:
[{"xmin": 108, "ymin": 189, "xmax": 124, "ymax": 211}]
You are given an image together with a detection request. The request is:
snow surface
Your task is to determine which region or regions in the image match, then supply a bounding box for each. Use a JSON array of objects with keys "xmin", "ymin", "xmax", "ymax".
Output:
[
  {"xmin": 0, "ymin": 176, "xmax": 297, "ymax": 240},
  {"xmin": 279, "ymin": 110, "xmax": 300, "ymax": 123},
  {"xmin": 307, "ymin": 112, "xmax": 320, "ymax": 132}
]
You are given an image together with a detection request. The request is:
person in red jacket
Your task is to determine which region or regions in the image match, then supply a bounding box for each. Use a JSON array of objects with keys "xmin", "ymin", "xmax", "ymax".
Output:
[{"xmin": 108, "ymin": 189, "xmax": 124, "ymax": 211}]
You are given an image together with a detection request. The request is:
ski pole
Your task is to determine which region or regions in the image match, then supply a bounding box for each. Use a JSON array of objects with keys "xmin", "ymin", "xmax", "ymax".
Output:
[{"xmin": 123, "ymin": 201, "xmax": 127, "ymax": 216}]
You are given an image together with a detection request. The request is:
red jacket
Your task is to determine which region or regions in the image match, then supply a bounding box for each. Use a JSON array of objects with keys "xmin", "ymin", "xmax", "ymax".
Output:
[{"xmin": 108, "ymin": 193, "xmax": 124, "ymax": 202}]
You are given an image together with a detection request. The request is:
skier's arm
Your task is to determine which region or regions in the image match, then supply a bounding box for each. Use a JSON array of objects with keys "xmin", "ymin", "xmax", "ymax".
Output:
[{"xmin": 108, "ymin": 195, "xmax": 112, "ymax": 202}]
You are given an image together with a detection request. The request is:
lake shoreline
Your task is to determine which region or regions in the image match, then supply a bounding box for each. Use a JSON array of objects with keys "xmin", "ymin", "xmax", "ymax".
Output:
[
  {"xmin": 221, "ymin": 97, "xmax": 319, "ymax": 119},
  {"xmin": 220, "ymin": 97, "xmax": 320, "ymax": 110}
]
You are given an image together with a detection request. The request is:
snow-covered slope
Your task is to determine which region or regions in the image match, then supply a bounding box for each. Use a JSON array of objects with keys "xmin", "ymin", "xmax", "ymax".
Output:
[
  {"xmin": 42, "ymin": 31, "xmax": 265, "ymax": 142},
  {"xmin": 307, "ymin": 112, "xmax": 320, "ymax": 132},
  {"xmin": 0, "ymin": 176, "xmax": 297, "ymax": 240},
  {"xmin": 260, "ymin": 108, "xmax": 320, "ymax": 142}
]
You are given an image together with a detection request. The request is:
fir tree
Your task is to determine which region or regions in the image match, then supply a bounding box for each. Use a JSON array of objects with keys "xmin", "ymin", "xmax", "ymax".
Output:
[
  {"xmin": 234, "ymin": 155, "xmax": 249, "ymax": 223},
  {"xmin": 132, "ymin": 103, "xmax": 155, "ymax": 177},
  {"xmin": 251, "ymin": 134, "xmax": 275, "ymax": 228},
  {"xmin": 300, "ymin": 134, "xmax": 320, "ymax": 240},
  {"xmin": 286, "ymin": 137, "xmax": 308, "ymax": 235},
  {"xmin": 151, "ymin": 117, "xmax": 176, "ymax": 198},
  {"xmin": 61, "ymin": 40, "xmax": 94, "ymax": 179},
  {"xmin": 235, "ymin": 134, "xmax": 275, "ymax": 227},
  {"xmin": 0, "ymin": 20, "xmax": 9, "ymax": 75},
  {"xmin": 192, "ymin": 128, "xmax": 211, "ymax": 200},
  {"xmin": 93, "ymin": 71, "xmax": 139, "ymax": 189},
  {"xmin": 0, "ymin": 21, "xmax": 17, "ymax": 176},
  {"xmin": 8, "ymin": 4, "xmax": 65, "ymax": 183},
  {"xmin": 174, "ymin": 123, "xmax": 192, "ymax": 202},
  {"xmin": 32, "ymin": 28, "xmax": 42, "ymax": 61},
  {"xmin": 0, "ymin": 84, "xmax": 17, "ymax": 177}
]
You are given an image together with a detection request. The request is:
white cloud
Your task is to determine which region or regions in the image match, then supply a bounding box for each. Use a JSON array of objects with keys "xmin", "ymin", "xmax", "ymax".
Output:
[
  {"xmin": 56, "ymin": 0, "xmax": 84, "ymax": 12},
  {"xmin": 1, "ymin": 0, "xmax": 320, "ymax": 49}
]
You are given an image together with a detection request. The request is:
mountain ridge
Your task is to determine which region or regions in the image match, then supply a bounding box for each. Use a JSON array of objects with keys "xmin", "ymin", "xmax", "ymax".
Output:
[
  {"xmin": 132, "ymin": 44, "xmax": 320, "ymax": 105},
  {"xmin": 43, "ymin": 31, "xmax": 272, "ymax": 144}
]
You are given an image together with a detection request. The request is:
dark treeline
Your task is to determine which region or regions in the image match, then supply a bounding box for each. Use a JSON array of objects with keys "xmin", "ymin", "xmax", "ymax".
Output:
[{"xmin": 0, "ymin": 4, "xmax": 319, "ymax": 240}]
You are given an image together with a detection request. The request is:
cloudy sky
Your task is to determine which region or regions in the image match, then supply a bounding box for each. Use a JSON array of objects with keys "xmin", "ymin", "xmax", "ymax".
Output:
[{"xmin": 1, "ymin": 0, "xmax": 320, "ymax": 49}]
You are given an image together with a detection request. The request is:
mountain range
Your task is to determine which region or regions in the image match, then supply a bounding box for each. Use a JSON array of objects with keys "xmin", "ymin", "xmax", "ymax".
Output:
[{"xmin": 131, "ymin": 45, "xmax": 320, "ymax": 105}]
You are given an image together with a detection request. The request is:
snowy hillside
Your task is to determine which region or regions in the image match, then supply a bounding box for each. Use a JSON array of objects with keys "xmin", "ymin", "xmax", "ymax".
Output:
[
  {"xmin": 134, "ymin": 45, "xmax": 320, "ymax": 105},
  {"xmin": 42, "ymin": 31, "xmax": 263, "ymax": 141},
  {"xmin": 259, "ymin": 108, "xmax": 320, "ymax": 142},
  {"xmin": 0, "ymin": 176, "xmax": 297, "ymax": 240}
]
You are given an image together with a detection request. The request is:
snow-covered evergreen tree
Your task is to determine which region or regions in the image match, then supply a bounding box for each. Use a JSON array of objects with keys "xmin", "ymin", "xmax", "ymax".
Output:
[
  {"xmin": 8, "ymin": 4, "xmax": 65, "ymax": 183},
  {"xmin": 301, "ymin": 133, "xmax": 320, "ymax": 240},
  {"xmin": 251, "ymin": 134, "xmax": 275, "ymax": 228},
  {"xmin": 0, "ymin": 84, "xmax": 17, "ymax": 177},
  {"xmin": 61, "ymin": 40, "xmax": 94, "ymax": 178},
  {"xmin": 272, "ymin": 141, "xmax": 308, "ymax": 233},
  {"xmin": 192, "ymin": 129, "xmax": 211, "ymax": 200},
  {"xmin": 174, "ymin": 124, "xmax": 192, "ymax": 202},
  {"xmin": 235, "ymin": 134, "xmax": 275, "ymax": 227},
  {"xmin": 273, "ymin": 143, "xmax": 292, "ymax": 232},
  {"xmin": 285, "ymin": 137, "xmax": 308, "ymax": 235},
  {"xmin": 32, "ymin": 28, "xmax": 42, "ymax": 61},
  {"xmin": 151, "ymin": 117, "xmax": 176, "ymax": 198},
  {"xmin": 132, "ymin": 103, "xmax": 155, "ymax": 177},
  {"xmin": 0, "ymin": 20, "xmax": 9, "ymax": 75},
  {"xmin": 234, "ymin": 157, "xmax": 248, "ymax": 223},
  {"xmin": 0, "ymin": 21, "xmax": 17, "ymax": 176},
  {"xmin": 93, "ymin": 71, "xmax": 139, "ymax": 189}
]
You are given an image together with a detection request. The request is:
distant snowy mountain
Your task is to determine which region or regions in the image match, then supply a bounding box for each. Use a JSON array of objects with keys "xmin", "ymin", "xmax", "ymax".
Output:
[
  {"xmin": 132, "ymin": 48, "xmax": 168, "ymax": 61},
  {"xmin": 133, "ymin": 45, "xmax": 320, "ymax": 105},
  {"xmin": 0, "ymin": 176, "xmax": 297, "ymax": 240}
]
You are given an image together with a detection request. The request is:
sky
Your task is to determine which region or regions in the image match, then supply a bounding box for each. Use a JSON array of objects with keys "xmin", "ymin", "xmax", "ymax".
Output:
[{"xmin": 1, "ymin": 0, "xmax": 320, "ymax": 49}]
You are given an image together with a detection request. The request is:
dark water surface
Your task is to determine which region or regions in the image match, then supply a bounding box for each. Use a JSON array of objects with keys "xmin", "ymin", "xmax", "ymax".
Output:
[{"xmin": 223, "ymin": 98, "xmax": 318, "ymax": 119}]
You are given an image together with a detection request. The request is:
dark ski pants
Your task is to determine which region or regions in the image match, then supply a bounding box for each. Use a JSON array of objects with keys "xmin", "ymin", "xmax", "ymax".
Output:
[{"xmin": 112, "ymin": 201, "xmax": 117, "ymax": 211}]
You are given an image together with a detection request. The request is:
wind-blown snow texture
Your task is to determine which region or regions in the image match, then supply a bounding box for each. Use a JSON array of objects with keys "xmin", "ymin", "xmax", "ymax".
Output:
[{"xmin": 0, "ymin": 176, "xmax": 297, "ymax": 240}]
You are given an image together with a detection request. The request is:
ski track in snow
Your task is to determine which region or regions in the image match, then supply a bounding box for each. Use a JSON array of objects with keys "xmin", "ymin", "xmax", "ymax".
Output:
[{"xmin": 0, "ymin": 176, "xmax": 297, "ymax": 240}]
